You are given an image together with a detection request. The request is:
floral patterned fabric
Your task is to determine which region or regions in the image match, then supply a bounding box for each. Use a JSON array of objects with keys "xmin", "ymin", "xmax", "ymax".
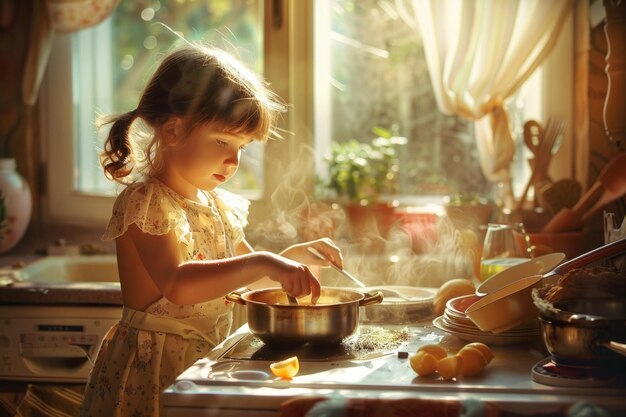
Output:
[
  {"xmin": 79, "ymin": 177, "xmax": 249, "ymax": 417},
  {"xmin": 48, "ymin": 0, "xmax": 119, "ymax": 33}
]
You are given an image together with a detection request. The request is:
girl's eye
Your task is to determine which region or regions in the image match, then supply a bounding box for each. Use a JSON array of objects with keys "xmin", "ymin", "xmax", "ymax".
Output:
[
  {"xmin": 239, "ymin": 145, "xmax": 247, "ymax": 152},
  {"xmin": 216, "ymin": 139, "xmax": 228, "ymax": 147}
]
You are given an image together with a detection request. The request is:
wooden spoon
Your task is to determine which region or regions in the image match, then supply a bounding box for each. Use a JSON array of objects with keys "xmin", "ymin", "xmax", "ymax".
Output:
[
  {"xmin": 581, "ymin": 151, "xmax": 626, "ymax": 222},
  {"xmin": 517, "ymin": 118, "xmax": 565, "ymax": 210},
  {"xmin": 543, "ymin": 152, "xmax": 626, "ymax": 232}
]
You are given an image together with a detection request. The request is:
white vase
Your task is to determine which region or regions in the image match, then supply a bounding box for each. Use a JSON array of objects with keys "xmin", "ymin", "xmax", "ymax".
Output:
[{"xmin": 0, "ymin": 158, "xmax": 32, "ymax": 253}]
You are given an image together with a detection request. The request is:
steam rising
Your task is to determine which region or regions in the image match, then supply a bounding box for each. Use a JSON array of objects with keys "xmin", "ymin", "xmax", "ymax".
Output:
[{"xmin": 247, "ymin": 145, "xmax": 480, "ymax": 289}]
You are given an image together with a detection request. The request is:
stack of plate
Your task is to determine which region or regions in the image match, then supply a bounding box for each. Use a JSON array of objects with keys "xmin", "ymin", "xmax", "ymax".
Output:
[
  {"xmin": 433, "ymin": 294, "xmax": 541, "ymax": 345},
  {"xmin": 433, "ymin": 253, "xmax": 566, "ymax": 345}
]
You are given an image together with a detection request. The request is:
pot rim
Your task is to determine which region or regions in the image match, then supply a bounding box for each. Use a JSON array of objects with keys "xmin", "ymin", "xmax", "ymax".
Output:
[
  {"xmin": 228, "ymin": 287, "xmax": 383, "ymax": 308},
  {"xmin": 538, "ymin": 297, "xmax": 626, "ymax": 327}
]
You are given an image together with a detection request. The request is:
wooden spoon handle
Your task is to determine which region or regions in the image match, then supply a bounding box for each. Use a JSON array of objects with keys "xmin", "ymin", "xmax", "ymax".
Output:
[{"xmin": 571, "ymin": 181, "xmax": 604, "ymax": 215}]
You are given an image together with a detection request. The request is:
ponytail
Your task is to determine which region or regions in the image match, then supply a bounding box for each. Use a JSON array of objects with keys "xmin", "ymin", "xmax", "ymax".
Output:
[{"xmin": 100, "ymin": 110, "xmax": 137, "ymax": 183}]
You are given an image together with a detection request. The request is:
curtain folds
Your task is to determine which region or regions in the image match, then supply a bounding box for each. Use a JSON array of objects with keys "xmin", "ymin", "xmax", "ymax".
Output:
[
  {"xmin": 574, "ymin": 0, "xmax": 589, "ymax": 191},
  {"xmin": 22, "ymin": 0, "xmax": 119, "ymax": 106},
  {"xmin": 398, "ymin": 0, "xmax": 571, "ymax": 207}
]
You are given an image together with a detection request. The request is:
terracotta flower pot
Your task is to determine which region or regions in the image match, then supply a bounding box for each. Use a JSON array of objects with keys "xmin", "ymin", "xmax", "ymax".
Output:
[{"xmin": 345, "ymin": 202, "xmax": 396, "ymax": 241}]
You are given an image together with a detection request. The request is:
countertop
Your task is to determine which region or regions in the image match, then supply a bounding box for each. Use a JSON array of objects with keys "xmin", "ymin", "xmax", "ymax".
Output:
[
  {"xmin": 0, "ymin": 281, "xmax": 123, "ymax": 305},
  {"xmin": 162, "ymin": 322, "xmax": 626, "ymax": 417}
]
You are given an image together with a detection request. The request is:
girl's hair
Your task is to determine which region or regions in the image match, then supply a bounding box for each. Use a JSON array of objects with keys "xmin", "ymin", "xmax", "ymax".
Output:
[{"xmin": 100, "ymin": 45, "xmax": 286, "ymax": 182}]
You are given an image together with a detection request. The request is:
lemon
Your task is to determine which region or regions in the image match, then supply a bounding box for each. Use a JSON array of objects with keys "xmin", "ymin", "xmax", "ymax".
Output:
[
  {"xmin": 433, "ymin": 279, "xmax": 475, "ymax": 315},
  {"xmin": 409, "ymin": 351, "xmax": 438, "ymax": 377},
  {"xmin": 457, "ymin": 346, "xmax": 488, "ymax": 377},
  {"xmin": 270, "ymin": 356, "xmax": 300, "ymax": 379},
  {"xmin": 437, "ymin": 355, "xmax": 462, "ymax": 380},
  {"xmin": 417, "ymin": 344, "xmax": 448, "ymax": 360},
  {"xmin": 463, "ymin": 342, "xmax": 494, "ymax": 364}
]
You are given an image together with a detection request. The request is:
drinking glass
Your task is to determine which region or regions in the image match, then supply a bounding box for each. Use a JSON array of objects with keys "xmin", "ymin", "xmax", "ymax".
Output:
[{"xmin": 479, "ymin": 223, "xmax": 531, "ymax": 282}]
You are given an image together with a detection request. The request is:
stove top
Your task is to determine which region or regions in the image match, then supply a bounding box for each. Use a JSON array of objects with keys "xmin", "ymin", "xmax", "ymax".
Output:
[
  {"xmin": 223, "ymin": 325, "xmax": 418, "ymax": 362},
  {"xmin": 532, "ymin": 357, "xmax": 618, "ymax": 387}
]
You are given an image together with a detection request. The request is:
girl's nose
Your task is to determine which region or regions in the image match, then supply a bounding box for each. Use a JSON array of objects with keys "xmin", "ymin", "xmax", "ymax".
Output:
[{"xmin": 224, "ymin": 150, "xmax": 240, "ymax": 166}]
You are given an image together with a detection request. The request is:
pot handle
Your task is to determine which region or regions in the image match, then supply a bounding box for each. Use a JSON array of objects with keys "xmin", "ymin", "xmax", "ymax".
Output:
[
  {"xmin": 552, "ymin": 237, "xmax": 626, "ymax": 275},
  {"xmin": 224, "ymin": 289, "xmax": 248, "ymax": 305},
  {"xmin": 598, "ymin": 340, "xmax": 626, "ymax": 358},
  {"xmin": 359, "ymin": 291, "xmax": 384, "ymax": 307}
]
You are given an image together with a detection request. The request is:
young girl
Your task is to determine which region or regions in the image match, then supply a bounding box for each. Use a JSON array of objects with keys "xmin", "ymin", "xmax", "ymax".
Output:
[{"xmin": 79, "ymin": 45, "xmax": 342, "ymax": 417}]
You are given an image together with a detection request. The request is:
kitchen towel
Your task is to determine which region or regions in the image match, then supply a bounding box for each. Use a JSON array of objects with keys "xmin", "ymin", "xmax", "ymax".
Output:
[
  {"xmin": 13, "ymin": 384, "xmax": 84, "ymax": 417},
  {"xmin": 279, "ymin": 396, "xmax": 500, "ymax": 417}
]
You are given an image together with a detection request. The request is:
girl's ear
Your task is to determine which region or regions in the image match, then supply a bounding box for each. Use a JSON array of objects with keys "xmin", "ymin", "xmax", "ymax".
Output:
[{"xmin": 160, "ymin": 117, "xmax": 185, "ymax": 147}]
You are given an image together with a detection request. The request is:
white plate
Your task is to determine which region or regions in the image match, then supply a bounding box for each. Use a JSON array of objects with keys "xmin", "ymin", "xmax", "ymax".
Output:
[
  {"xmin": 360, "ymin": 286, "xmax": 436, "ymax": 324},
  {"xmin": 433, "ymin": 316, "xmax": 540, "ymax": 345},
  {"xmin": 441, "ymin": 315, "xmax": 539, "ymax": 335},
  {"xmin": 446, "ymin": 294, "xmax": 482, "ymax": 315},
  {"xmin": 476, "ymin": 253, "xmax": 566, "ymax": 295}
]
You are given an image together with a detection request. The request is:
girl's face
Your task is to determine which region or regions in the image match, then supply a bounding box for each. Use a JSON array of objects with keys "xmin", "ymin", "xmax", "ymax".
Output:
[{"xmin": 167, "ymin": 122, "xmax": 253, "ymax": 191}]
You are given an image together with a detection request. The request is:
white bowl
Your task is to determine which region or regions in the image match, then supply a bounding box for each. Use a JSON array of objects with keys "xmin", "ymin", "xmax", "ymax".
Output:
[
  {"xmin": 466, "ymin": 274, "xmax": 543, "ymax": 333},
  {"xmin": 476, "ymin": 253, "xmax": 565, "ymax": 295}
]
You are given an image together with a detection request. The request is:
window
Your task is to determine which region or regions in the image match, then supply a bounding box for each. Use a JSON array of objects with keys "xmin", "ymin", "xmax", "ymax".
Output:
[
  {"xmin": 313, "ymin": 0, "xmax": 546, "ymax": 202},
  {"xmin": 43, "ymin": 0, "xmax": 265, "ymax": 223},
  {"xmin": 42, "ymin": 0, "xmax": 572, "ymax": 224},
  {"xmin": 74, "ymin": 0, "xmax": 264, "ymax": 196}
]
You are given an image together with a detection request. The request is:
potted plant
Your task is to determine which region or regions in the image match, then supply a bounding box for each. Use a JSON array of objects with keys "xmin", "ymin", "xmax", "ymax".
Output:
[
  {"xmin": 444, "ymin": 194, "xmax": 494, "ymax": 232},
  {"xmin": 323, "ymin": 127, "xmax": 407, "ymax": 241}
]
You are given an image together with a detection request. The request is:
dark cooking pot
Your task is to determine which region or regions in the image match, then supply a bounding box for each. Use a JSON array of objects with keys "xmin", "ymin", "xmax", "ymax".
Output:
[
  {"xmin": 225, "ymin": 287, "xmax": 383, "ymax": 346},
  {"xmin": 538, "ymin": 298, "xmax": 626, "ymax": 365}
]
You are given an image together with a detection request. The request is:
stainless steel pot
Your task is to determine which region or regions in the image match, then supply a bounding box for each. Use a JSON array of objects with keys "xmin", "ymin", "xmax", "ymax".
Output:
[
  {"xmin": 225, "ymin": 287, "xmax": 383, "ymax": 346},
  {"xmin": 538, "ymin": 298, "xmax": 626, "ymax": 365}
]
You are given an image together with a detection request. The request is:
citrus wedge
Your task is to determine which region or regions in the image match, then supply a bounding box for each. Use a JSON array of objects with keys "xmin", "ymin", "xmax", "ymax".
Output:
[{"xmin": 270, "ymin": 356, "xmax": 300, "ymax": 379}]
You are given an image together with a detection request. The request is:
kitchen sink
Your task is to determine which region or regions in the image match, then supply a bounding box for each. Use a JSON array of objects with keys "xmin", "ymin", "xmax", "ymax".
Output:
[{"xmin": 18, "ymin": 255, "xmax": 119, "ymax": 283}]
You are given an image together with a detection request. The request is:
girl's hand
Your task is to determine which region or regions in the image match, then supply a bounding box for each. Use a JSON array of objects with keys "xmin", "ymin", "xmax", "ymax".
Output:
[
  {"xmin": 264, "ymin": 253, "xmax": 321, "ymax": 302},
  {"xmin": 280, "ymin": 237, "xmax": 343, "ymax": 269}
]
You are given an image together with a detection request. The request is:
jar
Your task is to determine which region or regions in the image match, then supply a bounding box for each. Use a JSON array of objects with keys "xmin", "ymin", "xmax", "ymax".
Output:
[{"xmin": 0, "ymin": 158, "xmax": 32, "ymax": 253}]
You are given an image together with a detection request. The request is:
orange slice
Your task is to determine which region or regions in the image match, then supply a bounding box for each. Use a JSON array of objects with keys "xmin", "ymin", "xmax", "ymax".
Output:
[
  {"xmin": 463, "ymin": 342, "xmax": 494, "ymax": 364},
  {"xmin": 417, "ymin": 344, "xmax": 448, "ymax": 360},
  {"xmin": 270, "ymin": 356, "xmax": 300, "ymax": 379},
  {"xmin": 437, "ymin": 355, "xmax": 462, "ymax": 380},
  {"xmin": 457, "ymin": 346, "xmax": 488, "ymax": 377},
  {"xmin": 409, "ymin": 351, "xmax": 438, "ymax": 377}
]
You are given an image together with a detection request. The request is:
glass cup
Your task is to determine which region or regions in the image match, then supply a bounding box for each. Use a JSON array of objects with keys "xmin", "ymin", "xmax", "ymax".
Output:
[{"xmin": 479, "ymin": 223, "xmax": 531, "ymax": 282}]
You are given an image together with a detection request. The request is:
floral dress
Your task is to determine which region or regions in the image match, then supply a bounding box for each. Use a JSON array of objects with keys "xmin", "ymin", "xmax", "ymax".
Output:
[{"xmin": 79, "ymin": 177, "xmax": 249, "ymax": 417}]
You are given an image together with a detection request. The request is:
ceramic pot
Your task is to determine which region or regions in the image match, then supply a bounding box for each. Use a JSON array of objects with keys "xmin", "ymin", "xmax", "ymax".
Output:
[
  {"xmin": 345, "ymin": 202, "xmax": 395, "ymax": 239},
  {"xmin": 0, "ymin": 158, "xmax": 32, "ymax": 253}
]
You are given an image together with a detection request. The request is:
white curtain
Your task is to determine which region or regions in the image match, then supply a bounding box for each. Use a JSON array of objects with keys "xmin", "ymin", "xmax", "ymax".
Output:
[
  {"xmin": 398, "ymin": 0, "xmax": 571, "ymax": 207},
  {"xmin": 22, "ymin": 0, "xmax": 119, "ymax": 105}
]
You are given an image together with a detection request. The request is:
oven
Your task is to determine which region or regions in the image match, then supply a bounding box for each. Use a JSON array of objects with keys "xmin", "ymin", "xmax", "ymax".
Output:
[{"xmin": 0, "ymin": 305, "xmax": 121, "ymax": 382}]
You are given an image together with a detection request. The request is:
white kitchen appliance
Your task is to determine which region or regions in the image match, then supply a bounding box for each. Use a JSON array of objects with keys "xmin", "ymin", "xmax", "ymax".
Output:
[
  {"xmin": 0, "ymin": 304, "xmax": 120, "ymax": 382},
  {"xmin": 162, "ymin": 322, "xmax": 626, "ymax": 417},
  {"xmin": 0, "ymin": 255, "xmax": 122, "ymax": 382}
]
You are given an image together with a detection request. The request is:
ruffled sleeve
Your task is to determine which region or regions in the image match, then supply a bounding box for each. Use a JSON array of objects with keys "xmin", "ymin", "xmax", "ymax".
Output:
[
  {"xmin": 212, "ymin": 188, "xmax": 250, "ymax": 247},
  {"xmin": 102, "ymin": 181, "xmax": 187, "ymax": 241}
]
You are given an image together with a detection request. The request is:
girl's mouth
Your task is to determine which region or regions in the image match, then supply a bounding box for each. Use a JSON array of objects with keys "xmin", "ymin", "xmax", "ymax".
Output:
[{"xmin": 213, "ymin": 174, "xmax": 226, "ymax": 182}]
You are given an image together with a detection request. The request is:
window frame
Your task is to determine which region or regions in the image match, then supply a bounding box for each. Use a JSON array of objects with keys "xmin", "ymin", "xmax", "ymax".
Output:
[{"xmin": 39, "ymin": 0, "xmax": 573, "ymax": 226}]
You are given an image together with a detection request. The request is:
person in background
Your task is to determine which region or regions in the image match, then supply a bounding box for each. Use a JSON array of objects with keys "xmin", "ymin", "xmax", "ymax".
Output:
[{"xmin": 79, "ymin": 44, "xmax": 342, "ymax": 417}]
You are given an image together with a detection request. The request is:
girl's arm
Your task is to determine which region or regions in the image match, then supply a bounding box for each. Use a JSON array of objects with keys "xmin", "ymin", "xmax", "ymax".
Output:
[
  {"xmin": 125, "ymin": 224, "xmax": 320, "ymax": 305},
  {"xmin": 236, "ymin": 239, "xmax": 275, "ymax": 290},
  {"xmin": 279, "ymin": 238, "xmax": 344, "ymax": 269},
  {"xmin": 240, "ymin": 238, "xmax": 344, "ymax": 290}
]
